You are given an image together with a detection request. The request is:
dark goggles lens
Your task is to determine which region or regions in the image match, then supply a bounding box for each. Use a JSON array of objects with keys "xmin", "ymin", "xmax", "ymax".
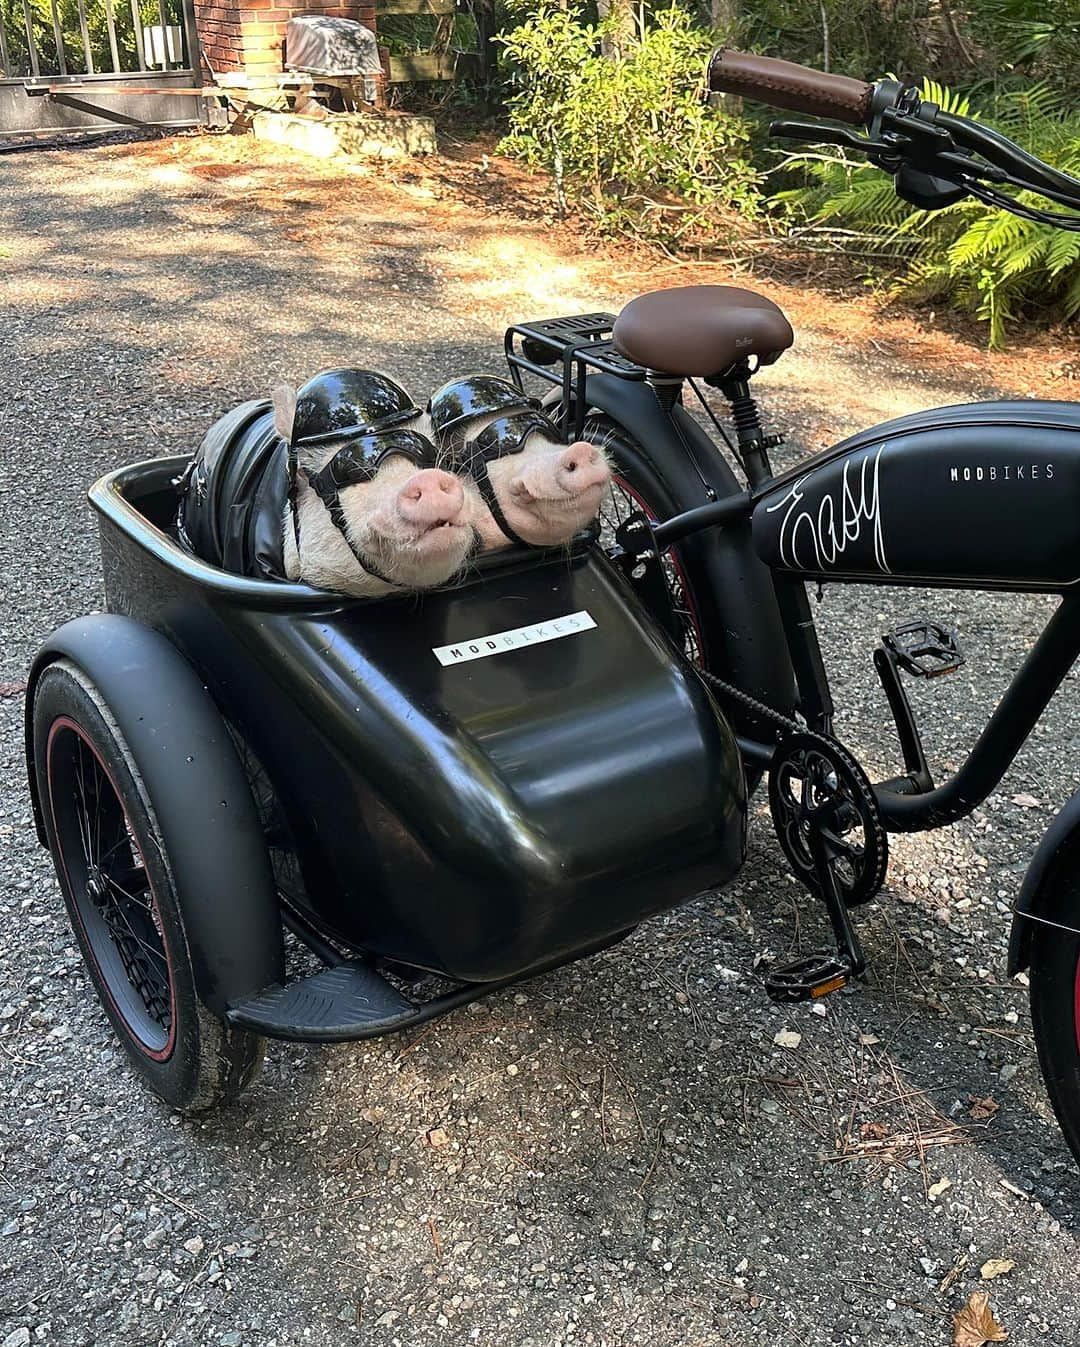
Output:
[
  {"xmin": 456, "ymin": 411, "xmax": 563, "ymax": 467},
  {"xmin": 314, "ymin": 428, "xmax": 437, "ymax": 492}
]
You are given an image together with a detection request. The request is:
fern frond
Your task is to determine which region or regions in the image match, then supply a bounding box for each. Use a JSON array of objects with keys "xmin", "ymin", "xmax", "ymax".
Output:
[
  {"xmin": 1062, "ymin": 270, "xmax": 1080, "ymax": 320},
  {"xmin": 921, "ymin": 78, "xmax": 971, "ymax": 117},
  {"xmin": 1045, "ymin": 230, "xmax": 1080, "ymax": 277}
]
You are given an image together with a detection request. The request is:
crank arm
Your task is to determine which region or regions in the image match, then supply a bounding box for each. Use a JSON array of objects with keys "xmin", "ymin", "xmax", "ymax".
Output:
[
  {"xmin": 810, "ymin": 829, "xmax": 867, "ymax": 979},
  {"xmin": 872, "ymin": 645, "xmax": 934, "ymax": 794}
]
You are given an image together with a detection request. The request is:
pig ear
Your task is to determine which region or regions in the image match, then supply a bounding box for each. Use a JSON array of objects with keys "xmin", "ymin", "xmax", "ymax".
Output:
[{"xmin": 271, "ymin": 382, "xmax": 297, "ymax": 442}]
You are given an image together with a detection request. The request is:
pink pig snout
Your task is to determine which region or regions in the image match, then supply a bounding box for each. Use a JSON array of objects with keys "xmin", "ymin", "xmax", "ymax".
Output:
[
  {"xmin": 396, "ymin": 468, "xmax": 465, "ymax": 530},
  {"xmin": 555, "ymin": 441, "xmax": 608, "ymax": 496}
]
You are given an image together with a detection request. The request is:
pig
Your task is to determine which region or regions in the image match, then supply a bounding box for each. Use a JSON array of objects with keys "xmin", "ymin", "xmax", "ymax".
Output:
[
  {"xmin": 421, "ymin": 374, "xmax": 611, "ymax": 551},
  {"xmin": 271, "ymin": 384, "xmax": 473, "ymax": 597},
  {"xmin": 175, "ymin": 382, "xmax": 472, "ymax": 598},
  {"xmin": 447, "ymin": 409, "xmax": 611, "ymax": 552}
]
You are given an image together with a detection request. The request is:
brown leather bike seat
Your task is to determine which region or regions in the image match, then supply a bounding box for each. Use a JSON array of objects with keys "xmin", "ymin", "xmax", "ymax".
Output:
[{"xmin": 612, "ymin": 285, "xmax": 794, "ymax": 377}]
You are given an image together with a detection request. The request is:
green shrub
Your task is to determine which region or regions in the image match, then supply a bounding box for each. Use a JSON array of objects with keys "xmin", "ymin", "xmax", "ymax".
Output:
[
  {"xmin": 776, "ymin": 83, "xmax": 1080, "ymax": 345},
  {"xmin": 497, "ymin": 1, "xmax": 759, "ymax": 244}
]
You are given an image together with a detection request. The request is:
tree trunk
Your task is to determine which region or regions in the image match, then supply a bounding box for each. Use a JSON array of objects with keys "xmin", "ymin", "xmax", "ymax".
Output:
[
  {"xmin": 596, "ymin": 0, "xmax": 634, "ymax": 60},
  {"xmin": 710, "ymin": 0, "xmax": 739, "ymax": 35}
]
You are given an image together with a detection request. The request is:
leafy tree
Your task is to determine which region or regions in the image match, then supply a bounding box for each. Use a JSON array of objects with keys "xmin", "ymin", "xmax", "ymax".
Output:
[{"xmin": 498, "ymin": 1, "xmax": 758, "ymax": 242}]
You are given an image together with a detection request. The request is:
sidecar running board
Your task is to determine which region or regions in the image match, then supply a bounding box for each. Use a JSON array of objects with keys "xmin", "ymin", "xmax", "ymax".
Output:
[
  {"xmin": 227, "ymin": 930, "xmax": 638, "ymax": 1041},
  {"xmin": 226, "ymin": 962, "xmax": 418, "ymax": 1041}
]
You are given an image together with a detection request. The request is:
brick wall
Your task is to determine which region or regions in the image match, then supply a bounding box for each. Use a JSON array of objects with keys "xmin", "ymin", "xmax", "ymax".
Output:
[{"xmin": 194, "ymin": 0, "xmax": 378, "ymax": 78}]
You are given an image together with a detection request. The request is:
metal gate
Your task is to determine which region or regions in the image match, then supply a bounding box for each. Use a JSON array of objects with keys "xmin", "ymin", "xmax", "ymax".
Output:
[{"xmin": 0, "ymin": 0, "xmax": 203, "ymax": 138}]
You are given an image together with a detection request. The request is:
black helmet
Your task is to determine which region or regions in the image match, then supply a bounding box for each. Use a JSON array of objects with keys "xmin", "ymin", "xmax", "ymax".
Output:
[
  {"xmin": 292, "ymin": 368, "xmax": 418, "ymax": 446},
  {"xmin": 427, "ymin": 374, "xmax": 538, "ymax": 441}
]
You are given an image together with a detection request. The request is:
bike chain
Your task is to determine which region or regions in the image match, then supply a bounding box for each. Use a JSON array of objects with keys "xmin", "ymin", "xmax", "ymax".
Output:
[
  {"xmin": 698, "ymin": 668, "xmax": 888, "ymax": 907},
  {"xmin": 698, "ymin": 668, "xmax": 802, "ymax": 735}
]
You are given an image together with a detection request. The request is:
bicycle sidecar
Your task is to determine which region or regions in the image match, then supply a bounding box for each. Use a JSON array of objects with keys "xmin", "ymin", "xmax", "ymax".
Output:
[{"xmin": 24, "ymin": 456, "xmax": 745, "ymax": 1110}]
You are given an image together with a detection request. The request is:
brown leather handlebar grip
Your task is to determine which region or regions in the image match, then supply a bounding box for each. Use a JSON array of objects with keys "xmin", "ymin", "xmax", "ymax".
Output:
[{"xmin": 708, "ymin": 48, "xmax": 872, "ymax": 126}]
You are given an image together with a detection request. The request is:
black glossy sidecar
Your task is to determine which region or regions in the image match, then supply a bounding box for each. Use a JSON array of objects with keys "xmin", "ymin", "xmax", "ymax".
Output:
[{"xmin": 24, "ymin": 457, "xmax": 745, "ymax": 1110}]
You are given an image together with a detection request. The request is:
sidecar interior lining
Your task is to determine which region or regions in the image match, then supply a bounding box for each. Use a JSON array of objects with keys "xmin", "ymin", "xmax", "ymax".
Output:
[{"xmin": 612, "ymin": 284, "xmax": 794, "ymax": 378}]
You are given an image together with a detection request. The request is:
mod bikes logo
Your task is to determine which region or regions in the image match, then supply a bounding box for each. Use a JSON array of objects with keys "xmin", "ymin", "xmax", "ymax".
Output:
[
  {"xmin": 949, "ymin": 463, "xmax": 1055, "ymax": 482},
  {"xmin": 432, "ymin": 610, "xmax": 597, "ymax": 666},
  {"xmin": 764, "ymin": 446, "xmax": 890, "ymax": 574}
]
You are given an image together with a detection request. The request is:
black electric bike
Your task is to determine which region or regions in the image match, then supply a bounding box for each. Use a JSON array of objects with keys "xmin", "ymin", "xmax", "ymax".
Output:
[{"xmin": 503, "ymin": 50, "xmax": 1080, "ymax": 1162}]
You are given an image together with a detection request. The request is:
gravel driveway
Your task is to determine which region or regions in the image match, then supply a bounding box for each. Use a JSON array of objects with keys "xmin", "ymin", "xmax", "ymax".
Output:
[{"xmin": 1, "ymin": 133, "xmax": 1079, "ymax": 1347}]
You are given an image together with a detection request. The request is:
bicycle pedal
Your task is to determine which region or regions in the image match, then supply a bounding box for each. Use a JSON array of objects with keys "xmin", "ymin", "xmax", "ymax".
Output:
[
  {"xmin": 882, "ymin": 619, "xmax": 964, "ymax": 678},
  {"xmin": 764, "ymin": 952, "xmax": 851, "ymax": 1004}
]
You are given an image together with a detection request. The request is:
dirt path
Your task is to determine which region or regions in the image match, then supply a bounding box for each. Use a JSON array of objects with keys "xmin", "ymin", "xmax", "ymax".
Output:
[{"xmin": 1, "ymin": 131, "xmax": 1079, "ymax": 1347}]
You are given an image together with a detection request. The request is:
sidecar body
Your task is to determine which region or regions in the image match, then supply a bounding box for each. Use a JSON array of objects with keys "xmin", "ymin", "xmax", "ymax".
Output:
[{"xmin": 26, "ymin": 458, "xmax": 745, "ymax": 1043}]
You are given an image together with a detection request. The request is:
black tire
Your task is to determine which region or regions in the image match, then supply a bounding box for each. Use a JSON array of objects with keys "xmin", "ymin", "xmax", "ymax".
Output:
[
  {"xmin": 1029, "ymin": 906, "xmax": 1080, "ymax": 1166},
  {"xmin": 588, "ymin": 414, "xmax": 715, "ymax": 670},
  {"xmin": 33, "ymin": 659, "xmax": 264, "ymax": 1113},
  {"xmin": 588, "ymin": 413, "xmax": 768, "ymax": 798}
]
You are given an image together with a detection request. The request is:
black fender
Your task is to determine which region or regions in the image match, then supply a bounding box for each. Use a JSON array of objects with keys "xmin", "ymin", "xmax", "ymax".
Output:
[
  {"xmin": 552, "ymin": 374, "xmax": 796, "ymax": 728},
  {"xmin": 25, "ymin": 614, "xmax": 285, "ymax": 1012},
  {"xmin": 1008, "ymin": 789, "xmax": 1080, "ymax": 975}
]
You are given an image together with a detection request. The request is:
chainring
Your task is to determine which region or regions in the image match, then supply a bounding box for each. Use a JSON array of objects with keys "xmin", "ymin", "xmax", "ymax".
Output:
[{"xmin": 768, "ymin": 731, "xmax": 888, "ymax": 908}]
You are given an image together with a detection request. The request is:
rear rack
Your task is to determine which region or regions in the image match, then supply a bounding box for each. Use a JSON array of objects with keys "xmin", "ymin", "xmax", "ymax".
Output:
[{"xmin": 505, "ymin": 313, "xmax": 648, "ymax": 438}]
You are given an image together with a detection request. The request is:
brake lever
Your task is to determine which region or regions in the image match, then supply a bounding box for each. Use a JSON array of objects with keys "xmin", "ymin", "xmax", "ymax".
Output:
[
  {"xmin": 769, "ymin": 120, "xmax": 902, "ymax": 169},
  {"xmin": 770, "ymin": 119, "xmax": 871, "ymax": 150}
]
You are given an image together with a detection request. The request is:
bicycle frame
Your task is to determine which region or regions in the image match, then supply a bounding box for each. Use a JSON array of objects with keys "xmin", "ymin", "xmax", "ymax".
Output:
[
  {"xmin": 505, "ymin": 317, "xmax": 1080, "ymax": 841},
  {"xmin": 667, "ymin": 489, "xmax": 1080, "ymax": 825},
  {"xmin": 631, "ymin": 404, "xmax": 1080, "ymax": 837}
]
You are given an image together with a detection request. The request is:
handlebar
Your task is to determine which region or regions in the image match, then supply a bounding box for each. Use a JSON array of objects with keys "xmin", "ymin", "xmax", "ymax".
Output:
[
  {"xmin": 708, "ymin": 48, "xmax": 1080, "ymax": 229},
  {"xmin": 708, "ymin": 49, "xmax": 873, "ymax": 126}
]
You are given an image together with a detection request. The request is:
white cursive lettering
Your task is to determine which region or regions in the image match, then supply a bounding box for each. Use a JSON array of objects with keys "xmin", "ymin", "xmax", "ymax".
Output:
[{"xmin": 765, "ymin": 446, "xmax": 890, "ymax": 574}]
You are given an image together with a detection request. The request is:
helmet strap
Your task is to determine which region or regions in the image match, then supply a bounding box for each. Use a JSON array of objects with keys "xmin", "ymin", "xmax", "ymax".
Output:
[
  {"xmin": 298, "ymin": 466, "xmax": 402, "ymax": 588},
  {"xmin": 287, "ymin": 445, "xmax": 302, "ymax": 558},
  {"xmin": 460, "ymin": 447, "xmax": 532, "ymax": 549}
]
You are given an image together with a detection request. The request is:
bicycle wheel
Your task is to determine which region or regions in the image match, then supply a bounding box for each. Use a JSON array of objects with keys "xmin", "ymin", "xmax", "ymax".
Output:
[
  {"xmin": 588, "ymin": 414, "xmax": 714, "ymax": 669},
  {"xmin": 1029, "ymin": 898, "xmax": 1080, "ymax": 1166}
]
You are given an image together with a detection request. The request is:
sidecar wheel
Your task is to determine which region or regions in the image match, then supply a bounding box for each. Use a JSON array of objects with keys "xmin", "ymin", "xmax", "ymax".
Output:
[
  {"xmin": 1029, "ymin": 916, "xmax": 1080, "ymax": 1165},
  {"xmin": 33, "ymin": 660, "xmax": 263, "ymax": 1113}
]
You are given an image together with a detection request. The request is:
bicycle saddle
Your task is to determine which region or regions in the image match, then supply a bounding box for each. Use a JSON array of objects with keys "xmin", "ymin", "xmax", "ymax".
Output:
[{"xmin": 612, "ymin": 284, "xmax": 794, "ymax": 377}]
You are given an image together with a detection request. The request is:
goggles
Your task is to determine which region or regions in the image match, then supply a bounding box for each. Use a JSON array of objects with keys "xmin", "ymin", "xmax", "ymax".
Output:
[
  {"xmin": 297, "ymin": 428, "xmax": 439, "ymax": 587},
  {"xmin": 448, "ymin": 410, "xmax": 563, "ymax": 472},
  {"xmin": 304, "ymin": 427, "xmax": 436, "ymax": 496},
  {"xmin": 449, "ymin": 410, "xmax": 566, "ymax": 551}
]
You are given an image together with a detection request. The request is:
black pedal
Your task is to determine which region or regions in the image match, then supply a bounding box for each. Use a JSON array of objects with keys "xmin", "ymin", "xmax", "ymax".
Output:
[
  {"xmin": 764, "ymin": 952, "xmax": 850, "ymax": 1004},
  {"xmin": 882, "ymin": 620, "xmax": 963, "ymax": 678}
]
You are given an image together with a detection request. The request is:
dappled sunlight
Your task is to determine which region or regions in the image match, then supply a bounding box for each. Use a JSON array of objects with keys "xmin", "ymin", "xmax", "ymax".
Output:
[{"xmin": 441, "ymin": 234, "xmax": 594, "ymax": 317}]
